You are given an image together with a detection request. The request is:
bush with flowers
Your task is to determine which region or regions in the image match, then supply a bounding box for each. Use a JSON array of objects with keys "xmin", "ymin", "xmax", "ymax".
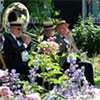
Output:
[
  {"xmin": 0, "ymin": 39, "xmax": 100, "ymax": 100},
  {"xmin": 37, "ymin": 36, "xmax": 59, "ymax": 55}
]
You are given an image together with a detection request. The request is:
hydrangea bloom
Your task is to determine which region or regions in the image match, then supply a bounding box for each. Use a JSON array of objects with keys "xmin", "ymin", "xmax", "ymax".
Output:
[
  {"xmin": 40, "ymin": 40, "xmax": 59, "ymax": 55},
  {"xmin": 0, "ymin": 86, "xmax": 13, "ymax": 96}
]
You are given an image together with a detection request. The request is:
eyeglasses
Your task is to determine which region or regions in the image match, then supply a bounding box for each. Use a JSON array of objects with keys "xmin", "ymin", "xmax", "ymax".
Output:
[{"xmin": 17, "ymin": 28, "xmax": 22, "ymax": 31}]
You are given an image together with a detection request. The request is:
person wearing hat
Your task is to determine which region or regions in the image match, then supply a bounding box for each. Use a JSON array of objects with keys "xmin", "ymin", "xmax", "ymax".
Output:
[
  {"xmin": 35, "ymin": 21, "xmax": 56, "ymax": 90},
  {"xmin": 55, "ymin": 20, "xmax": 74, "ymax": 67},
  {"xmin": 42, "ymin": 21, "xmax": 56, "ymax": 41},
  {"xmin": 3, "ymin": 21, "xmax": 31, "ymax": 80},
  {"xmin": 55, "ymin": 20, "xmax": 95, "ymax": 85}
]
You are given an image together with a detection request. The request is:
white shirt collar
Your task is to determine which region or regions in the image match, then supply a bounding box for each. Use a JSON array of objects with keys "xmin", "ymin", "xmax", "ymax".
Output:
[
  {"xmin": 59, "ymin": 34, "xmax": 64, "ymax": 38},
  {"xmin": 10, "ymin": 33, "xmax": 16, "ymax": 40}
]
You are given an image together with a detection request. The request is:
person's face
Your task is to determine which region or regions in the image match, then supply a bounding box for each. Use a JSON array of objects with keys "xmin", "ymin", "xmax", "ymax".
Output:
[
  {"xmin": 10, "ymin": 26, "xmax": 23, "ymax": 37},
  {"xmin": 44, "ymin": 29, "xmax": 54, "ymax": 36},
  {"xmin": 56, "ymin": 24, "xmax": 68, "ymax": 36}
]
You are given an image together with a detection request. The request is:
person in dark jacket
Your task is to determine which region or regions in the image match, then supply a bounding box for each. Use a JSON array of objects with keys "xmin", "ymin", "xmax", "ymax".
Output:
[
  {"xmin": 3, "ymin": 21, "xmax": 31, "ymax": 80},
  {"xmin": 55, "ymin": 20, "xmax": 95, "ymax": 85}
]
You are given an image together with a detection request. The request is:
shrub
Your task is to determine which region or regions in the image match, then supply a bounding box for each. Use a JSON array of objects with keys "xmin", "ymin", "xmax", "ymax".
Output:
[{"xmin": 72, "ymin": 15, "xmax": 100, "ymax": 57}]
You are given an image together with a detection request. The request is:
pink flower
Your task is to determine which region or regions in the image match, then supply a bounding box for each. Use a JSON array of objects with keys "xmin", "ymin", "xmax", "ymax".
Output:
[
  {"xmin": 27, "ymin": 93, "xmax": 41, "ymax": 100},
  {"xmin": 47, "ymin": 36, "xmax": 56, "ymax": 41},
  {"xmin": 0, "ymin": 86, "xmax": 13, "ymax": 96},
  {"xmin": 40, "ymin": 41, "xmax": 59, "ymax": 54}
]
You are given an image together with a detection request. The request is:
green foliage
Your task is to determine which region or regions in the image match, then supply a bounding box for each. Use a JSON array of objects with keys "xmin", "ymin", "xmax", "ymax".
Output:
[
  {"xmin": 27, "ymin": 26, "xmax": 44, "ymax": 35},
  {"xmin": 82, "ymin": 55, "xmax": 100, "ymax": 86},
  {"xmin": 49, "ymin": 75, "xmax": 68, "ymax": 84},
  {"xmin": 93, "ymin": 56, "xmax": 100, "ymax": 80},
  {"xmin": 81, "ymin": 55, "xmax": 100, "ymax": 86},
  {"xmin": 10, "ymin": 97, "xmax": 15, "ymax": 100},
  {"xmin": 24, "ymin": 26, "xmax": 44, "ymax": 51},
  {"xmin": 55, "ymin": 93, "xmax": 65, "ymax": 100},
  {"xmin": 19, "ymin": 80, "xmax": 44, "ymax": 93},
  {"xmin": 72, "ymin": 15, "xmax": 100, "ymax": 57},
  {"xmin": 94, "ymin": 78, "xmax": 100, "ymax": 86},
  {"xmin": 4, "ymin": 0, "xmax": 60, "ymax": 24},
  {"xmin": 28, "ymin": 52, "xmax": 60, "ymax": 90},
  {"xmin": 94, "ymin": 66, "xmax": 100, "ymax": 78},
  {"xmin": 28, "ymin": 42, "xmax": 68, "ymax": 92},
  {"xmin": 18, "ymin": 81, "xmax": 30, "ymax": 91}
]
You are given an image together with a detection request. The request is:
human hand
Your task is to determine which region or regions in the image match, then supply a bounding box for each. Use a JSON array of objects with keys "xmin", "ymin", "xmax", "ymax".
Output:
[
  {"xmin": 23, "ymin": 34, "xmax": 31, "ymax": 46},
  {"xmin": 71, "ymin": 45, "xmax": 77, "ymax": 53},
  {"xmin": 65, "ymin": 31, "xmax": 72, "ymax": 40}
]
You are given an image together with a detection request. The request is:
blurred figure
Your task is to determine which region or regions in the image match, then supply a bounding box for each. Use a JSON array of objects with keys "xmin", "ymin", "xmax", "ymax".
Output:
[
  {"xmin": 36, "ymin": 21, "xmax": 56, "ymax": 91},
  {"xmin": 43, "ymin": 21, "xmax": 56, "ymax": 41},
  {"xmin": 0, "ymin": 26, "xmax": 6, "ymax": 70},
  {"xmin": 55, "ymin": 20, "xmax": 77, "ymax": 67},
  {"xmin": 0, "ymin": 26, "xmax": 4, "ymax": 52},
  {"xmin": 55, "ymin": 20, "xmax": 95, "ymax": 85}
]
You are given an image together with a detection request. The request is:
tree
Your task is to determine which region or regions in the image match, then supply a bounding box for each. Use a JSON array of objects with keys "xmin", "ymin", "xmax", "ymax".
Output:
[{"xmin": 4, "ymin": 0, "xmax": 59, "ymax": 24}]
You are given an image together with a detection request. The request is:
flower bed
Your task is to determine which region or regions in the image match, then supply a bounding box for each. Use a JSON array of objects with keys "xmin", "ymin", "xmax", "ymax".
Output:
[{"xmin": 0, "ymin": 40, "xmax": 100, "ymax": 100}]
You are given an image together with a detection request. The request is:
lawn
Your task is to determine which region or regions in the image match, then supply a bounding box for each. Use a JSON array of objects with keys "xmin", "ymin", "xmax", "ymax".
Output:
[
  {"xmin": 81, "ymin": 54, "xmax": 100, "ymax": 86},
  {"xmin": 89, "ymin": 55, "xmax": 100, "ymax": 87}
]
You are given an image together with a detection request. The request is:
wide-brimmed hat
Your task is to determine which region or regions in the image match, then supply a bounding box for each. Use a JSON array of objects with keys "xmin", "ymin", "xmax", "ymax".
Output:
[
  {"xmin": 10, "ymin": 21, "xmax": 23, "ymax": 27},
  {"xmin": 56, "ymin": 20, "xmax": 70, "ymax": 28},
  {"xmin": 43, "ymin": 21, "xmax": 55, "ymax": 30}
]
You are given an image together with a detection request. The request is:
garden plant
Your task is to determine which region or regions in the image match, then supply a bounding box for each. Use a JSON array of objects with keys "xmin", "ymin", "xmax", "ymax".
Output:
[
  {"xmin": 72, "ymin": 15, "xmax": 100, "ymax": 57},
  {"xmin": 0, "ymin": 38, "xmax": 100, "ymax": 100}
]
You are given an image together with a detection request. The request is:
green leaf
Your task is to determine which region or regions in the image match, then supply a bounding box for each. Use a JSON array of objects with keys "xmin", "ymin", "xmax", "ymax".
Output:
[
  {"xmin": 54, "ymin": 11, "xmax": 60, "ymax": 16},
  {"xmin": 40, "ymin": 72, "xmax": 49, "ymax": 77},
  {"xmin": 51, "ymin": 66, "xmax": 61, "ymax": 70},
  {"xmin": 31, "ymin": 51, "xmax": 38, "ymax": 55},
  {"xmin": 10, "ymin": 96, "xmax": 15, "ymax": 100},
  {"xmin": 40, "ymin": 94, "xmax": 46, "ymax": 99},
  {"xmin": 32, "ymin": 84, "xmax": 41, "ymax": 92},
  {"xmin": 28, "ymin": 60, "xmax": 33, "ymax": 67},
  {"xmin": 59, "ymin": 75, "xmax": 69, "ymax": 81},
  {"xmin": 49, "ymin": 78, "xmax": 61, "ymax": 84},
  {"xmin": 18, "ymin": 81, "xmax": 29, "ymax": 91},
  {"xmin": 62, "ymin": 52, "xmax": 68, "ymax": 57},
  {"xmin": 43, "ymin": 4, "xmax": 47, "ymax": 8},
  {"xmin": 55, "ymin": 93, "xmax": 65, "ymax": 100},
  {"xmin": 69, "ymin": 53, "xmax": 80, "ymax": 58},
  {"xmin": 52, "ymin": 71, "xmax": 62, "ymax": 75}
]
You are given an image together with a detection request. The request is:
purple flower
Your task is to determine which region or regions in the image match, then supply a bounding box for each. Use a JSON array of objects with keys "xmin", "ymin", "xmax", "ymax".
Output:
[{"xmin": 33, "ymin": 57, "xmax": 39, "ymax": 66}]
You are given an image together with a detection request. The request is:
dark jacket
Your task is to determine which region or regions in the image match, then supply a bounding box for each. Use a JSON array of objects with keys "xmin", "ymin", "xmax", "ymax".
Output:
[
  {"xmin": 55, "ymin": 34, "xmax": 69, "ymax": 67},
  {"xmin": 43, "ymin": 34, "xmax": 49, "ymax": 41},
  {"xmin": 3, "ymin": 33, "xmax": 31, "ymax": 74}
]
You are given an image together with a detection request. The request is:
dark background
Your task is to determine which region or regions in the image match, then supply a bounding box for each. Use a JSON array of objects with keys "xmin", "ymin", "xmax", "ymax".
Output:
[{"xmin": 52, "ymin": 0, "xmax": 82, "ymax": 29}]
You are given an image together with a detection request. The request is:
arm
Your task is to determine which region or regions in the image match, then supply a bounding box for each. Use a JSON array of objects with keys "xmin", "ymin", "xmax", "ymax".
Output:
[
  {"xmin": 4, "ymin": 35, "xmax": 26, "ymax": 54},
  {"xmin": 65, "ymin": 30, "xmax": 78, "ymax": 53},
  {"xmin": 70, "ymin": 44, "xmax": 78, "ymax": 53}
]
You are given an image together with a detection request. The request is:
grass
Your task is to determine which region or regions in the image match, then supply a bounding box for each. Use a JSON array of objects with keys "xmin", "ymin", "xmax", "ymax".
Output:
[
  {"xmin": 90, "ymin": 55, "xmax": 100, "ymax": 87},
  {"xmin": 81, "ymin": 55, "xmax": 100, "ymax": 87},
  {"xmin": 94, "ymin": 78, "xmax": 100, "ymax": 87}
]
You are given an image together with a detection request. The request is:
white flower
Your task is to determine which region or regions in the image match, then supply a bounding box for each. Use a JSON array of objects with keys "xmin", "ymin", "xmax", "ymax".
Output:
[
  {"xmin": 0, "ymin": 69, "xmax": 6, "ymax": 78},
  {"xmin": 94, "ymin": 96, "xmax": 100, "ymax": 100},
  {"xmin": 26, "ymin": 93, "xmax": 41, "ymax": 100}
]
